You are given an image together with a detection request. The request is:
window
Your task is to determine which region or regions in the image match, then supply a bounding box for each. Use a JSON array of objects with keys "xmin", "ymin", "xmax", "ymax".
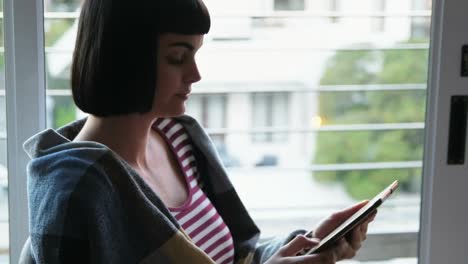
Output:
[
  {"xmin": 3, "ymin": 0, "xmax": 433, "ymax": 262},
  {"xmin": 44, "ymin": 0, "xmax": 81, "ymax": 130},
  {"xmin": 200, "ymin": 0, "xmax": 430, "ymax": 262}
]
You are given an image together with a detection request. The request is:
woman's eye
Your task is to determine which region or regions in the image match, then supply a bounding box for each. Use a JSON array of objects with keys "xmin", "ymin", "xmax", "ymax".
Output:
[{"xmin": 166, "ymin": 55, "xmax": 185, "ymax": 65}]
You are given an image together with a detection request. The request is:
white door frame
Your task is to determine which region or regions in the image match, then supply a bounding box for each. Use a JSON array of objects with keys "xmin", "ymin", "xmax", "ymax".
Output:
[{"xmin": 420, "ymin": 0, "xmax": 468, "ymax": 262}]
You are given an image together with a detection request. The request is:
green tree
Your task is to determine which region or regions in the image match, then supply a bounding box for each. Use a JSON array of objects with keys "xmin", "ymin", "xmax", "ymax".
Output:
[
  {"xmin": 314, "ymin": 43, "xmax": 428, "ymax": 199},
  {"xmin": 54, "ymin": 96, "xmax": 76, "ymax": 128},
  {"xmin": 47, "ymin": 0, "xmax": 81, "ymax": 12}
]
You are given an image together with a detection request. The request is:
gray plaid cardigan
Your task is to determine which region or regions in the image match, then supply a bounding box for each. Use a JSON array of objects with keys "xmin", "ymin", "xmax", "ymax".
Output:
[{"xmin": 23, "ymin": 115, "xmax": 302, "ymax": 264}]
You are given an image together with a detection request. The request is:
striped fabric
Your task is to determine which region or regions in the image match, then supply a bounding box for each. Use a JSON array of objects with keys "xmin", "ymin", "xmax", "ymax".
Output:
[{"xmin": 154, "ymin": 118, "xmax": 235, "ymax": 264}]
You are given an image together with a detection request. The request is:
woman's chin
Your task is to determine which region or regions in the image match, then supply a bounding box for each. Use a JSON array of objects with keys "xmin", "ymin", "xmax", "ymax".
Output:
[
  {"xmin": 160, "ymin": 108, "xmax": 186, "ymax": 118},
  {"xmin": 152, "ymin": 102, "xmax": 187, "ymax": 118}
]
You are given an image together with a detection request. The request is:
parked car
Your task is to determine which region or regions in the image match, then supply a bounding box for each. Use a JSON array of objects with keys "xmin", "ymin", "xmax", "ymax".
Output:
[
  {"xmin": 255, "ymin": 155, "xmax": 278, "ymax": 167},
  {"xmin": 215, "ymin": 143, "xmax": 240, "ymax": 168}
]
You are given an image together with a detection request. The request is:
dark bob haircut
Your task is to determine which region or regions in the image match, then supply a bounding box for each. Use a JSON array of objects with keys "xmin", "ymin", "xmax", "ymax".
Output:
[{"xmin": 71, "ymin": 0, "xmax": 210, "ymax": 117}]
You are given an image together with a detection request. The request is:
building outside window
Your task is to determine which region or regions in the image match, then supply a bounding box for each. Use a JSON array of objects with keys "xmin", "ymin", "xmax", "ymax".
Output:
[
  {"xmin": 329, "ymin": 0, "xmax": 340, "ymax": 23},
  {"xmin": 372, "ymin": 0, "xmax": 386, "ymax": 32},
  {"xmin": 273, "ymin": 0, "xmax": 305, "ymax": 11},
  {"xmin": 411, "ymin": 0, "xmax": 431, "ymax": 39},
  {"xmin": 251, "ymin": 92, "xmax": 290, "ymax": 143},
  {"xmin": 186, "ymin": 94, "xmax": 227, "ymax": 146}
]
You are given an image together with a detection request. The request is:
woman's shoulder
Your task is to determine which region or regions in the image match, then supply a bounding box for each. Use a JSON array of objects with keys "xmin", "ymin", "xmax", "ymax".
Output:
[
  {"xmin": 26, "ymin": 138, "xmax": 123, "ymax": 201},
  {"xmin": 29, "ymin": 147, "xmax": 112, "ymax": 195},
  {"xmin": 27, "ymin": 146, "xmax": 128, "ymax": 234},
  {"xmin": 26, "ymin": 147, "xmax": 124, "ymax": 239},
  {"xmin": 27, "ymin": 140, "xmax": 112, "ymax": 178},
  {"xmin": 174, "ymin": 114, "xmax": 202, "ymax": 128}
]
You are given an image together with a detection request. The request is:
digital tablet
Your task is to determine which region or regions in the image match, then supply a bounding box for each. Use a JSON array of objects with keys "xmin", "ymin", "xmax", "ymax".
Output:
[{"xmin": 299, "ymin": 180, "xmax": 399, "ymax": 255}]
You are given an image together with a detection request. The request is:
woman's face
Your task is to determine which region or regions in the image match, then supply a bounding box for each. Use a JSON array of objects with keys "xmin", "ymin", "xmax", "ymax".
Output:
[{"xmin": 153, "ymin": 33, "xmax": 204, "ymax": 117}]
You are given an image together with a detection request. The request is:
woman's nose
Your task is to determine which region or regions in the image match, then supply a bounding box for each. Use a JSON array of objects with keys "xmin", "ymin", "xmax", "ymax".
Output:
[{"xmin": 185, "ymin": 62, "xmax": 202, "ymax": 83}]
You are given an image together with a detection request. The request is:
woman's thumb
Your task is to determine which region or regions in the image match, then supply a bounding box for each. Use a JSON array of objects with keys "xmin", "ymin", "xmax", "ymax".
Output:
[{"xmin": 280, "ymin": 235, "xmax": 320, "ymax": 257}]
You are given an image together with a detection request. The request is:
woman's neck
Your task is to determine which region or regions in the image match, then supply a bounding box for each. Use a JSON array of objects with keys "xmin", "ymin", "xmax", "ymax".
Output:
[{"xmin": 74, "ymin": 114, "xmax": 157, "ymax": 168}]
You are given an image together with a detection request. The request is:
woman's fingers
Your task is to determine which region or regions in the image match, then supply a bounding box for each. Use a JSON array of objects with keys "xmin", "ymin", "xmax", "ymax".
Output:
[
  {"xmin": 361, "ymin": 223, "xmax": 368, "ymax": 240},
  {"xmin": 298, "ymin": 240, "xmax": 353, "ymax": 264},
  {"xmin": 343, "ymin": 209, "xmax": 374, "ymax": 252},
  {"xmin": 294, "ymin": 250, "xmax": 338, "ymax": 264},
  {"xmin": 314, "ymin": 201, "xmax": 370, "ymax": 239},
  {"xmin": 370, "ymin": 210, "xmax": 378, "ymax": 220},
  {"xmin": 348, "ymin": 227, "xmax": 363, "ymax": 251},
  {"xmin": 335, "ymin": 238, "xmax": 357, "ymax": 260},
  {"xmin": 279, "ymin": 235, "xmax": 320, "ymax": 257}
]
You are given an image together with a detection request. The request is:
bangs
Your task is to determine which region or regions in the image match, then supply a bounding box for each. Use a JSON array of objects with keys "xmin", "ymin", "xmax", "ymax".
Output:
[{"xmin": 157, "ymin": 0, "xmax": 211, "ymax": 35}]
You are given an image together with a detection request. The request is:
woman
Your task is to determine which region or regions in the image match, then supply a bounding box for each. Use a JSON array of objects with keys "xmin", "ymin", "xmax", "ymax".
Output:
[{"xmin": 23, "ymin": 0, "xmax": 373, "ymax": 263}]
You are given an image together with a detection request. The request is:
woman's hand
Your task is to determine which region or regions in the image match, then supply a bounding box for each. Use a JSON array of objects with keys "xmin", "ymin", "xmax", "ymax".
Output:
[
  {"xmin": 264, "ymin": 235, "xmax": 342, "ymax": 264},
  {"xmin": 265, "ymin": 201, "xmax": 376, "ymax": 263},
  {"xmin": 312, "ymin": 200, "xmax": 377, "ymax": 261}
]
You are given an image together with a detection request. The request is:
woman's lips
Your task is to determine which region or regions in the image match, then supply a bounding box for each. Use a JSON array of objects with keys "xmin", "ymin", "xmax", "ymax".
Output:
[{"xmin": 176, "ymin": 93, "xmax": 190, "ymax": 100}]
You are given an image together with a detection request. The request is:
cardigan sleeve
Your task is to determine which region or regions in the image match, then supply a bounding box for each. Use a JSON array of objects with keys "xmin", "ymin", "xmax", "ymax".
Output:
[
  {"xmin": 28, "ymin": 170, "xmax": 92, "ymax": 263},
  {"xmin": 27, "ymin": 152, "xmax": 113, "ymax": 264},
  {"xmin": 252, "ymin": 229, "xmax": 307, "ymax": 263}
]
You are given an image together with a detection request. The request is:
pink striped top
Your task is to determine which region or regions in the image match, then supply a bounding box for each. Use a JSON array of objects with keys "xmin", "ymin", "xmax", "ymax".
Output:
[{"xmin": 153, "ymin": 118, "xmax": 235, "ymax": 264}]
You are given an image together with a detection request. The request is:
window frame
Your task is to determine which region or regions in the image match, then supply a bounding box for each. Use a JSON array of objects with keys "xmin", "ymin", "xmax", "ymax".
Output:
[{"xmin": 4, "ymin": 0, "xmax": 47, "ymax": 262}]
